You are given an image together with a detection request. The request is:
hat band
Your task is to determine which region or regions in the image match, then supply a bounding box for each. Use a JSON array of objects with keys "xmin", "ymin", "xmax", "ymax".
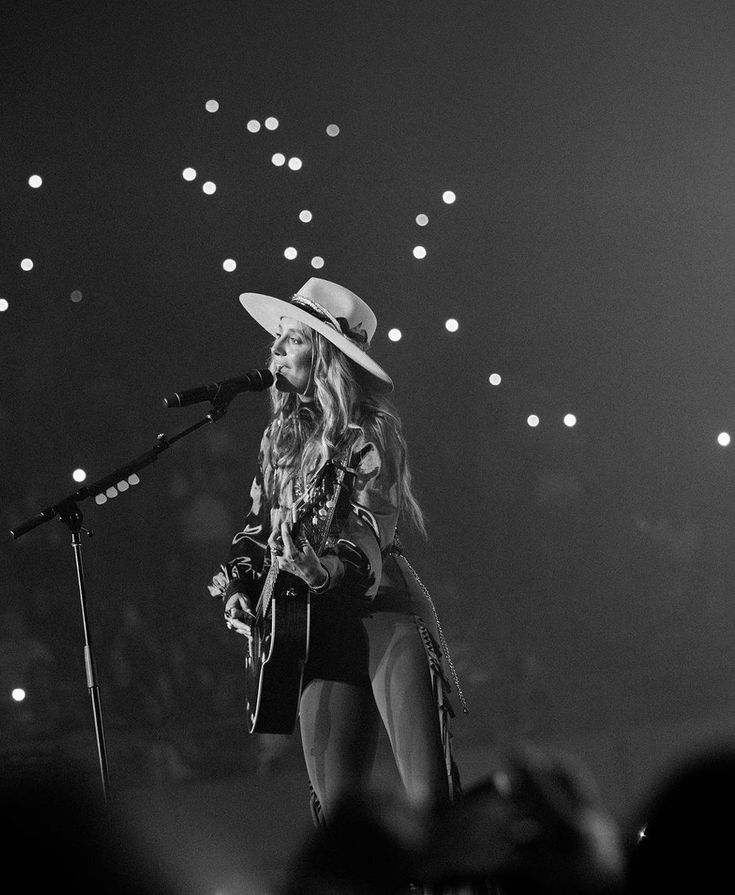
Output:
[{"xmin": 290, "ymin": 295, "xmax": 369, "ymax": 347}]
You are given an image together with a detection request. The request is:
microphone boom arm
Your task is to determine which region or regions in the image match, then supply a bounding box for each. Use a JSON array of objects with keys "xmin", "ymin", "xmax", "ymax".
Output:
[{"xmin": 10, "ymin": 402, "xmax": 233, "ymax": 541}]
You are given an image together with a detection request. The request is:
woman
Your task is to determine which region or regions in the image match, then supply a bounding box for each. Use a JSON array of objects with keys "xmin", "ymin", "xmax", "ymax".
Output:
[{"xmin": 208, "ymin": 277, "xmax": 462, "ymax": 826}]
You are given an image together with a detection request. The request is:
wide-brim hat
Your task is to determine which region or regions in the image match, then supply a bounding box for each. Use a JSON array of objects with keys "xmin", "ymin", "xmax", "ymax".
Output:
[{"xmin": 239, "ymin": 277, "xmax": 394, "ymax": 392}]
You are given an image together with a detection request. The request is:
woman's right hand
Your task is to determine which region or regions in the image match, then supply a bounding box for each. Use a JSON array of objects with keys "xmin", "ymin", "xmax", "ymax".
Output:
[{"xmin": 224, "ymin": 592, "xmax": 255, "ymax": 641}]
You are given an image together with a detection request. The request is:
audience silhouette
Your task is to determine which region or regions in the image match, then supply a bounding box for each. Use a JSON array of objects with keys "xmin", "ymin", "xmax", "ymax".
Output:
[
  {"xmin": 0, "ymin": 766, "xmax": 184, "ymax": 895},
  {"xmin": 279, "ymin": 745, "xmax": 626, "ymax": 895},
  {"xmin": 625, "ymin": 740, "xmax": 735, "ymax": 894},
  {"xmin": 5, "ymin": 732, "xmax": 735, "ymax": 894}
]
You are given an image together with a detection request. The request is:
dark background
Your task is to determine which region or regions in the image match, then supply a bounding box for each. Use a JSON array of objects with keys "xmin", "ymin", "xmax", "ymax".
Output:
[{"xmin": 4, "ymin": 1, "xmax": 735, "ymax": 890}]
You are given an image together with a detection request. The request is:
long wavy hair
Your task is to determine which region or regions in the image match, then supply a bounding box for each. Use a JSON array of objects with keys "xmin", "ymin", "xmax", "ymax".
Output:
[{"xmin": 260, "ymin": 321, "xmax": 426, "ymax": 537}]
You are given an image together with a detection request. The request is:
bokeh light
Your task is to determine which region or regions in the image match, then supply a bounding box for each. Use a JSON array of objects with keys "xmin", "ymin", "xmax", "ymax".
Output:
[
  {"xmin": 488, "ymin": 373, "xmax": 502, "ymax": 386},
  {"xmin": 284, "ymin": 247, "xmax": 298, "ymax": 260},
  {"xmin": 326, "ymin": 124, "xmax": 340, "ymax": 137},
  {"xmin": 247, "ymin": 119, "xmax": 261, "ymax": 133},
  {"xmin": 527, "ymin": 414, "xmax": 540, "ymax": 427},
  {"xmin": 299, "ymin": 209, "xmax": 313, "ymax": 223},
  {"xmin": 28, "ymin": 174, "xmax": 43, "ymax": 188},
  {"xmin": 12, "ymin": 689, "xmax": 26, "ymax": 703},
  {"xmin": 182, "ymin": 167, "xmax": 197, "ymax": 181},
  {"xmin": 718, "ymin": 432, "xmax": 731, "ymax": 446},
  {"xmin": 272, "ymin": 153, "xmax": 286, "ymax": 166},
  {"xmin": 413, "ymin": 246, "xmax": 427, "ymax": 259},
  {"xmin": 0, "ymin": 299, "xmax": 8, "ymax": 312},
  {"xmin": 223, "ymin": 259, "xmax": 237, "ymax": 272},
  {"xmin": 564, "ymin": 413, "xmax": 577, "ymax": 428},
  {"xmin": 70, "ymin": 290, "xmax": 83, "ymax": 303},
  {"xmin": 388, "ymin": 328, "xmax": 402, "ymax": 342},
  {"xmin": 288, "ymin": 157, "xmax": 303, "ymax": 171},
  {"xmin": 310, "ymin": 256, "xmax": 324, "ymax": 269},
  {"xmin": 72, "ymin": 468, "xmax": 87, "ymax": 483},
  {"xmin": 264, "ymin": 116, "xmax": 279, "ymax": 130},
  {"xmin": 416, "ymin": 214, "xmax": 429, "ymax": 226},
  {"xmin": 205, "ymin": 99, "xmax": 219, "ymax": 112},
  {"xmin": 20, "ymin": 258, "xmax": 33, "ymax": 271},
  {"xmin": 202, "ymin": 181, "xmax": 216, "ymax": 194},
  {"xmin": 445, "ymin": 318, "xmax": 459, "ymax": 332},
  {"xmin": 442, "ymin": 190, "xmax": 456, "ymax": 204}
]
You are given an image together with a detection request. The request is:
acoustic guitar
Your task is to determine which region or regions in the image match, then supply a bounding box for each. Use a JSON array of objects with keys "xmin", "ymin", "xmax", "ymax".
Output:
[{"xmin": 244, "ymin": 460, "xmax": 344, "ymax": 734}]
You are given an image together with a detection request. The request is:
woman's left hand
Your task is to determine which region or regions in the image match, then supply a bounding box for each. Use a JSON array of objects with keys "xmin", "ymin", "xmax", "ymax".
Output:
[{"xmin": 270, "ymin": 520, "xmax": 329, "ymax": 589}]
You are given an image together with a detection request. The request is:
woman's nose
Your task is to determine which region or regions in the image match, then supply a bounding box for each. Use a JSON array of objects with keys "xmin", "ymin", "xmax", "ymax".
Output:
[{"xmin": 272, "ymin": 335, "xmax": 286, "ymax": 355}]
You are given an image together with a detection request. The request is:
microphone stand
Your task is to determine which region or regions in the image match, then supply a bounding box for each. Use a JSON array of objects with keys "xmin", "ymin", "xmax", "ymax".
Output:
[{"xmin": 9, "ymin": 398, "xmax": 236, "ymax": 803}]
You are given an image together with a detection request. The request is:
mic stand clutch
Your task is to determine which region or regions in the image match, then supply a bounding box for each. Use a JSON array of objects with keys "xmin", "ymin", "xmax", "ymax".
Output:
[{"xmin": 9, "ymin": 396, "xmax": 238, "ymax": 802}]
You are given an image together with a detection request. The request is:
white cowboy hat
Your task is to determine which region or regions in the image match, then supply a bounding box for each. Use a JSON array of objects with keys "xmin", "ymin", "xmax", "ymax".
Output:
[{"xmin": 239, "ymin": 277, "xmax": 394, "ymax": 392}]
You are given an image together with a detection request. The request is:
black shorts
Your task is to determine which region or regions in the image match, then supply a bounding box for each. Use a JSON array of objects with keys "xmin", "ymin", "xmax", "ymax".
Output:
[{"xmin": 302, "ymin": 598, "xmax": 371, "ymax": 688}]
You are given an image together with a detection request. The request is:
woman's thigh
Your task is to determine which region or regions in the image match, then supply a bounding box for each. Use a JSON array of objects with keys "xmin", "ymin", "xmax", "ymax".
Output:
[
  {"xmin": 299, "ymin": 678, "xmax": 380, "ymax": 824},
  {"xmin": 365, "ymin": 612, "xmax": 449, "ymax": 807}
]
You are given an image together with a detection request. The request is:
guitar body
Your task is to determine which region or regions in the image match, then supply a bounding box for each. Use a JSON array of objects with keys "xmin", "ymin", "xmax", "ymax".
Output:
[{"xmin": 244, "ymin": 569, "xmax": 310, "ymax": 734}]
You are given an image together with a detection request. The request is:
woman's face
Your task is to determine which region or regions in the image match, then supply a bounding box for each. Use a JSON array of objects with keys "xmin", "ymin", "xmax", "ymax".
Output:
[{"xmin": 271, "ymin": 317, "xmax": 314, "ymax": 396}]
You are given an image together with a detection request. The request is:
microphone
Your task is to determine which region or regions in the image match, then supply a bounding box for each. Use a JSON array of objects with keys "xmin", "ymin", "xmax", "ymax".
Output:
[{"xmin": 162, "ymin": 368, "xmax": 274, "ymax": 408}]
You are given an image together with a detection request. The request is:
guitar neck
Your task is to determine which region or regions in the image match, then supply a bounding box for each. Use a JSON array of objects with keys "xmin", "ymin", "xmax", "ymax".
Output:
[{"xmin": 257, "ymin": 459, "xmax": 347, "ymax": 613}]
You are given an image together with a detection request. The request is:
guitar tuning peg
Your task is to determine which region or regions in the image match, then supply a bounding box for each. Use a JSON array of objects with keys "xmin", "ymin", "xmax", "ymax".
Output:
[
  {"xmin": 325, "ymin": 499, "xmax": 335, "ymax": 508},
  {"xmin": 318, "ymin": 507, "xmax": 328, "ymax": 518}
]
